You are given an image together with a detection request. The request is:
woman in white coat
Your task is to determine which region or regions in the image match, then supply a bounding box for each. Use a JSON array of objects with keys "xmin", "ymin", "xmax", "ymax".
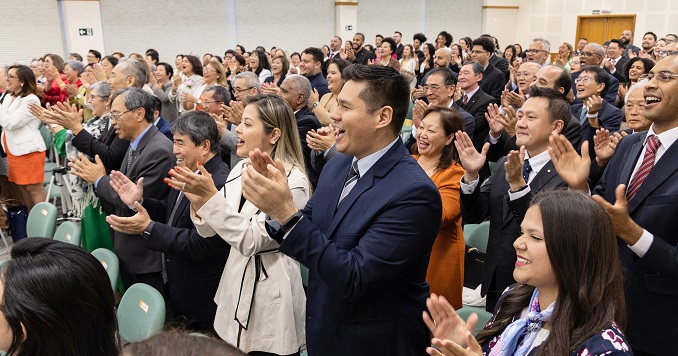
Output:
[
  {"xmin": 167, "ymin": 94, "xmax": 307, "ymax": 356},
  {"xmin": 0, "ymin": 65, "xmax": 46, "ymax": 210}
]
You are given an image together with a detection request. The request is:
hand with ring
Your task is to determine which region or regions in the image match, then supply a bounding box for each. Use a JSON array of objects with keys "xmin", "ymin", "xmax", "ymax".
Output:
[{"xmin": 164, "ymin": 162, "xmax": 220, "ymax": 211}]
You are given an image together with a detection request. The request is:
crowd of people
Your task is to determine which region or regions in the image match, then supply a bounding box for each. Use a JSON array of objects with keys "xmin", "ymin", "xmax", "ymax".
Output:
[{"xmin": 0, "ymin": 26, "xmax": 677, "ymax": 355}]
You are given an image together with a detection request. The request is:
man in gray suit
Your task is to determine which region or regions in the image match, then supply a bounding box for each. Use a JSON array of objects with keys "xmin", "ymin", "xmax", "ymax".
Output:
[{"xmin": 69, "ymin": 87, "xmax": 175, "ymax": 293}]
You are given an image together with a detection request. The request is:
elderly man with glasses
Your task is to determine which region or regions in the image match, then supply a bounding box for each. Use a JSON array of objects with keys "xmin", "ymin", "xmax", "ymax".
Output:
[
  {"xmin": 571, "ymin": 43, "xmax": 620, "ymax": 105},
  {"xmin": 526, "ymin": 38, "xmax": 551, "ymax": 66}
]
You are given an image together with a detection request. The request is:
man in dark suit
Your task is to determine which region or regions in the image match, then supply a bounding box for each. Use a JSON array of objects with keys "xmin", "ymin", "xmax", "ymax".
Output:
[
  {"xmin": 279, "ymin": 75, "xmax": 321, "ymax": 188},
  {"xmin": 604, "ymin": 39, "xmax": 629, "ymax": 83},
  {"xmin": 459, "ymin": 87, "xmax": 571, "ymax": 311},
  {"xmin": 393, "ymin": 31, "xmax": 404, "ymax": 59},
  {"xmin": 554, "ymin": 54, "xmax": 678, "ymax": 355},
  {"xmin": 105, "ymin": 111, "xmax": 230, "ymax": 333},
  {"xmin": 571, "ymin": 43, "xmax": 619, "ymax": 105},
  {"xmin": 70, "ymin": 87, "xmax": 175, "ymax": 293},
  {"xmin": 241, "ymin": 64, "xmax": 441, "ymax": 355},
  {"xmin": 456, "ymin": 62, "xmax": 497, "ymax": 151},
  {"xmin": 471, "ymin": 37, "xmax": 506, "ymax": 102},
  {"xmin": 347, "ymin": 32, "xmax": 376, "ymax": 65},
  {"xmin": 152, "ymin": 96, "xmax": 173, "ymax": 141}
]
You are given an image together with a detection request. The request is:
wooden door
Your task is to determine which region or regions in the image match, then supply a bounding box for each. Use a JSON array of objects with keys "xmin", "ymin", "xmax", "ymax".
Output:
[{"xmin": 576, "ymin": 15, "xmax": 636, "ymax": 45}]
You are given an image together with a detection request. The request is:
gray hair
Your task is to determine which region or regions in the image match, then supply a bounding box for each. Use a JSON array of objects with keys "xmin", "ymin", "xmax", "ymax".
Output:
[
  {"xmin": 204, "ymin": 85, "xmax": 231, "ymax": 104},
  {"xmin": 464, "ymin": 61, "xmax": 485, "ymax": 76},
  {"xmin": 171, "ymin": 111, "xmax": 220, "ymax": 154},
  {"xmin": 587, "ymin": 43, "xmax": 606, "ymax": 57},
  {"xmin": 64, "ymin": 60, "xmax": 85, "ymax": 75},
  {"xmin": 625, "ymin": 78, "xmax": 648, "ymax": 103},
  {"xmin": 90, "ymin": 81, "xmax": 111, "ymax": 98},
  {"xmin": 284, "ymin": 74, "xmax": 312, "ymax": 104},
  {"xmin": 110, "ymin": 87, "xmax": 155, "ymax": 123},
  {"xmin": 118, "ymin": 58, "xmax": 148, "ymax": 88},
  {"xmin": 533, "ymin": 38, "xmax": 551, "ymax": 52},
  {"xmin": 234, "ymin": 72, "xmax": 260, "ymax": 91}
]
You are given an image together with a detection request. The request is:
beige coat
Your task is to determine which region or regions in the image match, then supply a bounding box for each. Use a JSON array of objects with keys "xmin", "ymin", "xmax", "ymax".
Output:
[
  {"xmin": 0, "ymin": 94, "xmax": 46, "ymax": 156},
  {"xmin": 192, "ymin": 162, "xmax": 308, "ymax": 354}
]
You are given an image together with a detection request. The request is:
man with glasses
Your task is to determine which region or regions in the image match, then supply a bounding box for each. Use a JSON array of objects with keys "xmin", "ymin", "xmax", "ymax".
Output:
[
  {"xmin": 70, "ymin": 87, "xmax": 174, "ymax": 295},
  {"xmin": 604, "ymin": 39, "xmax": 628, "ymax": 83},
  {"xmin": 657, "ymin": 42, "xmax": 678, "ymax": 60},
  {"xmin": 471, "ymin": 36, "xmax": 506, "ymax": 102},
  {"xmin": 571, "ymin": 43, "xmax": 619, "ymax": 105},
  {"xmin": 456, "ymin": 62, "xmax": 497, "ymax": 151},
  {"xmin": 526, "ymin": 38, "xmax": 551, "ymax": 66},
  {"xmin": 223, "ymin": 74, "xmax": 256, "ymax": 168}
]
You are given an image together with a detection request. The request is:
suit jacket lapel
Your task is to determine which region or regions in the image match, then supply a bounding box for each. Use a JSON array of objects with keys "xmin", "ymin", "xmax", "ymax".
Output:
[
  {"xmin": 500, "ymin": 160, "xmax": 559, "ymax": 228},
  {"xmin": 318, "ymin": 155, "xmax": 351, "ymax": 232},
  {"xmin": 620, "ymin": 135, "xmax": 646, "ymax": 187},
  {"xmin": 627, "ymin": 136, "xmax": 678, "ymax": 213}
]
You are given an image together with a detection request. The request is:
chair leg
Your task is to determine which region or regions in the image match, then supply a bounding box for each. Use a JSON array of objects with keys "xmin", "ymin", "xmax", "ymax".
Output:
[{"xmin": 0, "ymin": 229, "xmax": 9, "ymax": 255}]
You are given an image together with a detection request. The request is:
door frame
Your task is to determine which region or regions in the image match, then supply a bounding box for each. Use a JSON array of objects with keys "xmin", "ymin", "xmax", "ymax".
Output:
[{"xmin": 575, "ymin": 14, "xmax": 636, "ymax": 45}]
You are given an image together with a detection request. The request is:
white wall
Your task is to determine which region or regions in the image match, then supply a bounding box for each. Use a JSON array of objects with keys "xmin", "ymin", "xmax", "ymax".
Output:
[
  {"xmin": 0, "ymin": 0, "xmax": 64, "ymax": 65},
  {"xmin": 60, "ymin": 1, "xmax": 106, "ymax": 58},
  {"xmin": 482, "ymin": 0, "xmax": 520, "ymax": 51}
]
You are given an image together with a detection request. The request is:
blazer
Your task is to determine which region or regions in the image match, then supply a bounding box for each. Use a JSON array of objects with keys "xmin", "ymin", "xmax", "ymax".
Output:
[
  {"xmin": 143, "ymin": 155, "xmax": 231, "ymax": 323},
  {"xmin": 95, "ymin": 125, "xmax": 175, "ymax": 276},
  {"xmin": 155, "ymin": 117, "xmax": 173, "ymax": 141},
  {"xmin": 571, "ymin": 100, "xmax": 622, "ymax": 161},
  {"xmin": 270, "ymin": 140, "xmax": 442, "ymax": 355},
  {"xmin": 593, "ymin": 132, "xmax": 678, "ymax": 354},
  {"xmin": 0, "ymin": 94, "xmax": 46, "ymax": 156},
  {"xmin": 294, "ymin": 107, "xmax": 321, "ymax": 189},
  {"xmin": 605, "ymin": 57, "xmax": 628, "ymax": 83},
  {"xmin": 456, "ymin": 87, "xmax": 496, "ymax": 151},
  {"xmin": 489, "ymin": 54, "xmax": 509, "ymax": 75},
  {"xmin": 153, "ymin": 82, "xmax": 179, "ymax": 123},
  {"xmin": 461, "ymin": 155, "xmax": 567, "ymax": 301},
  {"xmin": 192, "ymin": 162, "xmax": 308, "ymax": 354},
  {"xmin": 71, "ymin": 116, "xmax": 130, "ymax": 175},
  {"xmin": 480, "ymin": 62, "xmax": 506, "ymax": 103},
  {"xmin": 571, "ymin": 70, "xmax": 619, "ymax": 106}
]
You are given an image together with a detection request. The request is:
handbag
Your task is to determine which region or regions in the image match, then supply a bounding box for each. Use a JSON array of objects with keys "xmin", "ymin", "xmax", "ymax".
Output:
[
  {"xmin": 463, "ymin": 246, "xmax": 485, "ymax": 289},
  {"xmin": 6, "ymin": 201, "xmax": 27, "ymax": 242}
]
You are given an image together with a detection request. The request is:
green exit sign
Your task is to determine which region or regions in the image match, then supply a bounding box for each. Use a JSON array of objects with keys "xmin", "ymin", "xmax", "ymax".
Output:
[{"xmin": 79, "ymin": 28, "xmax": 93, "ymax": 36}]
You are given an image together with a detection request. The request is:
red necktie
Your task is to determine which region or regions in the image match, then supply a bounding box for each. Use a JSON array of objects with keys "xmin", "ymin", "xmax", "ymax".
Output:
[
  {"xmin": 626, "ymin": 135, "xmax": 660, "ymax": 201},
  {"xmin": 329, "ymin": 53, "xmax": 334, "ymax": 60},
  {"xmin": 462, "ymin": 95, "xmax": 468, "ymax": 106}
]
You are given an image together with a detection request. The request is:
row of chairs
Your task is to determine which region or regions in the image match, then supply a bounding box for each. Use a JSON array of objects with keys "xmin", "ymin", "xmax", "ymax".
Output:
[{"xmin": 25, "ymin": 202, "xmax": 80, "ymax": 245}]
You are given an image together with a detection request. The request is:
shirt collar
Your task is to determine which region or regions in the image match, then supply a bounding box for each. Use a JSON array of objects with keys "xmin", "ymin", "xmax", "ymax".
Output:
[
  {"xmin": 130, "ymin": 124, "xmax": 153, "ymax": 151},
  {"xmin": 646, "ymin": 124, "xmax": 678, "ymax": 150},
  {"xmin": 525, "ymin": 149, "xmax": 551, "ymax": 174},
  {"xmin": 464, "ymin": 86, "xmax": 480, "ymax": 99},
  {"xmin": 352, "ymin": 137, "xmax": 399, "ymax": 178}
]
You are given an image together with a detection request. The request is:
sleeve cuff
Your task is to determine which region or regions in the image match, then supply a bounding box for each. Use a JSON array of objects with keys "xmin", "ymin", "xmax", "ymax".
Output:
[
  {"xmin": 488, "ymin": 132, "xmax": 501, "ymax": 145},
  {"xmin": 628, "ymin": 229, "xmax": 653, "ymax": 258},
  {"xmin": 508, "ymin": 186, "xmax": 531, "ymax": 201},
  {"xmin": 265, "ymin": 215, "xmax": 303, "ymax": 240},
  {"xmin": 460, "ymin": 176, "xmax": 479, "ymax": 194},
  {"xmin": 94, "ymin": 177, "xmax": 102, "ymax": 189}
]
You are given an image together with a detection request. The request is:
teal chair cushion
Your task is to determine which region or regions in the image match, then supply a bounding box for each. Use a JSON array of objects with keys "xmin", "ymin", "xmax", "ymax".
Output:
[
  {"xmin": 456, "ymin": 306, "xmax": 493, "ymax": 336},
  {"xmin": 466, "ymin": 221, "xmax": 490, "ymax": 254},
  {"xmin": 91, "ymin": 248, "xmax": 119, "ymax": 291},
  {"xmin": 26, "ymin": 202, "xmax": 58, "ymax": 238},
  {"xmin": 117, "ymin": 283, "xmax": 165, "ymax": 343},
  {"xmin": 53, "ymin": 222, "xmax": 81, "ymax": 246}
]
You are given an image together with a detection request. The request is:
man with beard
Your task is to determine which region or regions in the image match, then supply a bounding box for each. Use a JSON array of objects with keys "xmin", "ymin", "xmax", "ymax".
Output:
[
  {"xmin": 621, "ymin": 29, "xmax": 641, "ymax": 58},
  {"xmin": 347, "ymin": 32, "xmax": 376, "ymax": 65}
]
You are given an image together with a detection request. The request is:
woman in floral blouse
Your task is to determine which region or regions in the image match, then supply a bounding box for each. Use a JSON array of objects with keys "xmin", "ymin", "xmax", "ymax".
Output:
[{"xmin": 424, "ymin": 190, "xmax": 631, "ymax": 356}]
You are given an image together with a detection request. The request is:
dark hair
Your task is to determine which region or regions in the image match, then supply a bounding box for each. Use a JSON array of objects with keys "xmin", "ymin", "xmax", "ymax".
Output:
[
  {"xmin": 549, "ymin": 65, "xmax": 572, "ymax": 96},
  {"xmin": 364, "ymin": 44, "xmax": 374, "ymax": 52},
  {"xmin": 204, "ymin": 85, "xmax": 232, "ymax": 105},
  {"xmin": 581, "ymin": 65, "xmax": 611, "ymax": 98},
  {"xmin": 152, "ymin": 96, "xmax": 162, "ymax": 113},
  {"xmin": 111, "ymin": 52, "xmax": 125, "ymax": 58},
  {"xmin": 250, "ymin": 50, "xmax": 270, "ymax": 75},
  {"xmin": 302, "ymin": 47, "xmax": 324, "ymax": 64},
  {"xmin": 44, "ymin": 53, "xmax": 65, "ymax": 72},
  {"xmin": 110, "ymin": 87, "xmax": 155, "ymax": 123},
  {"xmin": 271, "ymin": 55, "xmax": 290, "ymax": 76},
  {"xmin": 622, "ymin": 57, "xmax": 655, "ymax": 84},
  {"xmin": 235, "ymin": 45, "xmax": 246, "ymax": 54},
  {"xmin": 212, "ymin": 55, "xmax": 223, "ymax": 64},
  {"xmin": 233, "ymin": 54, "xmax": 246, "ymax": 67},
  {"xmin": 427, "ymin": 67, "xmax": 458, "ymax": 86},
  {"xmin": 462, "ymin": 37, "xmax": 473, "ymax": 48},
  {"xmin": 224, "ymin": 49, "xmax": 236, "ymax": 57},
  {"xmin": 89, "ymin": 49, "xmax": 102, "ymax": 60},
  {"xmin": 375, "ymin": 34, "xmax": 384, "ymax": 40},
  {"xmin": 290, "ymin": 52, "xmax": 301, "ymax": 60},
  {"xmin": 424, "ymin": 43, "xmax": 436, "ymax": 67},
  {"xmin": 477, "ymin": 190, "xmax": 626, "ymax": 355},
  {"xmin": 145, "ymin": 49, "xmax": 159, "ymax": 64},
  {"xmin": 412, "ymin": 105, "xmax": 463, "ymax": 170},
  {"xmin": 527, "ymin": 86, "xmax": 571, "ymax": 127},
  {"xmin": 644, "ymin": 31, "xmax": 657, "ymax": 41},
  {"xmin": 171, "ymin": 110, "xmax": 221, "ymax": 154},
  {"xmin": 472, "ymin": 36, "xmax": 496, "ymax": 54},
  {"xmin": 381, "ymin": 37, "xmax": 397, "ymax": 55},
  {"xmin": 156, "ymin": 62, "xmax": 173, "ymax": 79},
  {"xmin": 503, "ymin": 45, "xmax": 517, "ymax": 60},
  {"xmin": 125, "ymin": 330, "xmax": 245, "ymax": 355},
  {"xmin": 580, "ymin": 37, "xmax": 588, "ymax": 41},
  {"xmin": 608, "ymin": 38, "xmax": 625, "ymax": 49},
  {"xmin": 413, "ymin": 32, "xmax": 428, "ymax": 43},
  {"xmin": 394, "ymin": 31, "xmax": 402, "ymax": 37},
  {"xmin": 69, "ymin": 52, "xmax": 83, "ymax": 61},
  {"xmin": 328, "ymin": 58, "xmax": 351, "ymax": 79},
  {"xmin": 3, "ymin": 238, "xmax": 120, "ymax": 355},
  {"xmin": 438, "ymin": 31, "xmax": 453, "ymax": 47},
  {"xmin": 102, "ymin": 55, "xmax": 119, "ymax": 68},
  {"xmin": 342, "ymin": 64, "xmax": 409, "ymax": 135},
  {"xmin": 334, "ymin": 35, "xmax": 343, "ymax": 43},
  {"xmin": 254, "ymin": 46, "xmax": 266, "ymax": 52},
  {"xmin": 183, "ymin": 55, "xmax": 203, "ymax": 77},
  {"xmin": 450, "ymin": 44, "xmax": 463, "ymax": 56},
  {"xmin": 8, "ymin": 65, "xmax": 38, "ymax": 97}
]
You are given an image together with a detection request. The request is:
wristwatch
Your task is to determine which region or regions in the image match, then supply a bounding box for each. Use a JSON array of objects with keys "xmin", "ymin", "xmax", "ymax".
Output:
[
  {"xmin": 280, "ymin": 210, "xmax": 303, "ymax": 233},
  {"xmin": 311, "ymin": 101, "xmax": 320, "ymax": 109}
]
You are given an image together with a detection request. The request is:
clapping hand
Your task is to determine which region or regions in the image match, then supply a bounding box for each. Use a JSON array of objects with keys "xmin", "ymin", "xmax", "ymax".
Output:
[
  {"xmin": 454, "ymin": 131, "xmax": 489, "ymax": 183},
  {"xmin": 423, "ymin": 293, "xmax": 480, "ymax": 352},
  {"xmin": 165, "ymin": 162, "xmax": 218, "ymax": 211},
  {"xmin": 306, "ymin": 126, "xmax": 335, "ymax": 152},
  {"xmin": 307, "ymin": 88, "xmax": 320, "ymax": 110},
  {"xmin": 592, "ymin": 185, "xmax": 644, "ymax": 245},
  {"xmin": 92, "ymin": 64, "xmax": 107, "ymax": 81},
  {"xmin": 547, "ymin": 133, "xmax": 590, "ymax": 192},
  {"xmin": 412, "ymin": 99, "xmax": 428, "ymax": 127},
  {"xmin": 241, "ymin": 149, "xmax": 297, "ymax": 223},
  {"xmin": 68, "ymin": 153, "xmax": 106, "ymax": 184},
  {"xmin": 504, "ymin": 146, "xmax": 527, "ymax": 191},
  {"xmin": 109, "ymin": 171, "xmax": 144, "ymax": 206},
  {"xmin": 106, "ymin": 201, "xmax": 151, "ymax": 235},
  {"xmin": 64, "ymin": 84, "xmax": 79, "ymax": 97},
  {"xmin": 260, "ymin": 82, "xmax": 280, "ymax": 95},
  {"xmin": 211, "ymin": 113, "xmax": 228, "ymax": 136}
]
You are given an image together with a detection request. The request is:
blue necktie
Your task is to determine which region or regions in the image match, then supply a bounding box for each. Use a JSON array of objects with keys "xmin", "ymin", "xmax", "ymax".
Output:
[
  {"xmin": 522, "ymin": 159, "xmax": 532, "ymax": 184},
  {"xmin": 579, "ymin": 106, "xmax": 588, "ymax": 125}
]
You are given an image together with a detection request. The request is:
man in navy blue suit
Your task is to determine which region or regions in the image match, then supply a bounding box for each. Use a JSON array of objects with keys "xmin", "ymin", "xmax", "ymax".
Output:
[
  {"xmin": 550, "ymin": 54, "xmax": 678, "ymax": 355},
  {"xmin": 241, "ymin": 64, "xmax": 442, "ymax": 355},
  {"xmin": 153, "ymin": 96, "xmax": 173, "ymax": 141}
]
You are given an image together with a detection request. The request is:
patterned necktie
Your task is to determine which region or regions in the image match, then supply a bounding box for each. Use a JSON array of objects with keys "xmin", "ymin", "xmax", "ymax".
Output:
[
  {"xmin": 579, "ymin": 106, "xmax": 589, "ymax": 125},
  {"xmin": 462, "ymin": 94, "xmax": 469, "ymax": 106},
  {"xmin": 626, "ymin": 135, "xmax": 661, "ymax": 201},
  {"xmin": 522, "ymin": 159, "xmax": 532, "ymax": 184},
  {"xmin": 339, "ymin": 160, "xmax": 360, "ymax": 205},
  {"xmin": 125, "ymin": 147, "xmax": 135, "ymax": 172}
]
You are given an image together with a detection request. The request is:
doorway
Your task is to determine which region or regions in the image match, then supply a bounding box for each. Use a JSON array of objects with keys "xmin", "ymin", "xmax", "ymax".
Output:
[{"xmin": 575, "ymin": 15, "xmax": 636, "ymax": 46}]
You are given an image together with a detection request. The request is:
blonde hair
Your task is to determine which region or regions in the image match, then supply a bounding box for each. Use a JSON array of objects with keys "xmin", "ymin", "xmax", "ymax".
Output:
[{"xmin": 208, "ymin": 59, "xmax": 228, "ymax": 86}]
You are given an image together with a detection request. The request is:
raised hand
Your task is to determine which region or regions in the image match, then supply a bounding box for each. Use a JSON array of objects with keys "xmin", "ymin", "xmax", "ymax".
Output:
[
  {"xmin": 593, "ymin": 129, "xmax": 614, "ymax": 168},
  {"xmin": 306, "ymin": 126, "xmax": 335, "ymax": 152},
  {"xmin": 241, "ymin": 148, "xmax": 297, "ymax": 222},
  {"xmin": 68, "ymin": 153, "xmax": 106, "ymax": 184},
  {"xmin": 548, "ymin": 133, "xmax": 590, "ymax": 192},
  {"xmin": 504, "ymin": 146, "xmax": 527, "ymax": 191},
  {"xmin": 164, "ymin": 162, "xmax": 218, "ymax": 211},
  {"xmin": 211, "ymin": 113, "xmax": 228, "ymax": 136},
  {"xmin": 485, "ymin": 103, "xmax": 506, "ymax": 138},
  {"xmin": 454, "ymin": 131, "xmax": 489, "ymax": 182},
  {"xmin": 229, "ymin": 100, "xmax": 244, "ymax": 124},
  {"xmin": 423, "ymin": 293, "xmax": 479, "ymax": 348},
  {"xmin": 592, "ymin": 184, "xmax": 644, "ymax": 245},
  {"xmin": 109, "ymin": 171, "xmax": 144, "ymax": 206},
  {"xmin": 412, "ymin": 99, "xmax": 428, "ymax": 127},
  {"xmin": 307, "ymin": 88, "xmax": 320, "ymax": 110},
  {"xmin": 92, "ymin": 64, "xmax": 107, "ymax": 81},
  {"xmin": 106, "ymin": 201, "xmax": 152, "ymax": 235}
]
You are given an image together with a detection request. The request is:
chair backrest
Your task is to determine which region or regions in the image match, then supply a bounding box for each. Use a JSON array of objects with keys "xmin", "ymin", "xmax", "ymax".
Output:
[
  {"xmin": 466, "ymin": 220, "xmax": 490, "ymax": 254},
  {"xmin": 26, "ymin": 202, "xmax": 58, "ymax": 238},
  {"xmin": 117, "ymin": 283, "xmax": 165, "ymax": 343},
  {"xmin": 456, "ymin": 306, "xmax": 493, "ymax": 336},
  {"xmin": 91, "ymin": 248, "xmax": 119, "ymax": 291},
  {"xmin": 53, "ymin": 222, "xmax": 81, "ymax": 246},
  {"xmin": 39, "ymin": 123, "xmax": 53, "ymax": 151},
  {"xmin": 463, "ymin": 223, "xmax": 479, "ymax": 244},
  {"xmin": 300, "ymin": 265, "xmax": 309, "ymax": 288}
]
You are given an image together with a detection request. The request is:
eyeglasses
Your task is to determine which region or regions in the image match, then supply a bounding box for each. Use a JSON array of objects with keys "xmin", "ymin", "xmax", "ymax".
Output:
[
  {"xmin": 202, "ymin": 99, "xmax": 221, "ymax": 105},
  {"xmin": 525, "ymin": 49, "xmax": 548, "ymax": 53},
  {"xmin": 646, "ymin": 71, "xmax": 678, "ymax": 82},
  {"xmin": 110, "ymin": 108, "xmax": 140, "ymax": 121},
  {"xmin": 471, "ymin": 50, "xmax": 487, "ymax": 55},
  {"xmin": 233, "ymin": 86, "xmax": 254, "ymax": 94},
  {"xmin": 574, "ymin": 77, "xmax": 594, "ymax": 85},
  {"xmin": 658, "ymin": 50, "xmax": 677, "ymax": 57},
  {"xmin": 580, "ymin": 51, "xmax": 601, "ymax": 57},
  {"xmin": 515, "ymin": 72, "xmax": 533, "ymax": 78},
  {"xmin": 423, "ymin": 84, "xmax": 449, "ymax": 91}
]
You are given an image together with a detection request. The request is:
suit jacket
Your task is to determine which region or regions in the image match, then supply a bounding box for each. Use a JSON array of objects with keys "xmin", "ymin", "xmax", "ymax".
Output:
[
  {"xmin": 480, "ymin": 63, "xmax": 506, "ymax": 103},
  {"xmin": 153, "ymin": 82, "xmax": 179, "ymax": 123},
  {"xmin": 593, "ymin": 132, "xmax": 678, "ymax": 354},
  {"xmin": 143, "ymin": 155, "xmax": 230, "ymax": 322},
  {"xmin": 489, "ymin": 54, "xmax": 509, "ymax": 75},
  {"xmin": 220, "ymin": 124, "xmax": 242, "ymax": 169},
  {"xmin": 353, "ymin": 47, "xmax": 376, "ymax": 65},
  {"xmin": 155, "ymin": 117, "xmax": 173, "ymax": 141},
  {"xmin": 95, "ymin": 125, "xmax": 175, "ymax": 276},
  {"xmin": 571, "ymin": 101, "xmax": 622, "ymax": 162},
  {"xmin": 295, "ymin": 107, "xmax": 321, "ymax": 189},
  {"xmin": 0, "ymin": 94, "xmax": 46, "ymax": 156},
  {"xmin": 456, "ymin": 87, "xmax": 496, "ymax": 151},
  {"xmin": 461, "ymin": 155, "xmax": 567, "ymax": 300},
  {"xmin": 395, "ymin": 43, "xmax": 404, "ymax": 60},
  {"xmin": 571, "ymin": 71, "xmax": 619, "ymax": 106},
  {"xmin": 71, "ymin": 117, "xmax": 129, "ymax": 174},
  {"xmin": 271, "ymin": 140, "xmax": 442, "ymax": 355}
]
